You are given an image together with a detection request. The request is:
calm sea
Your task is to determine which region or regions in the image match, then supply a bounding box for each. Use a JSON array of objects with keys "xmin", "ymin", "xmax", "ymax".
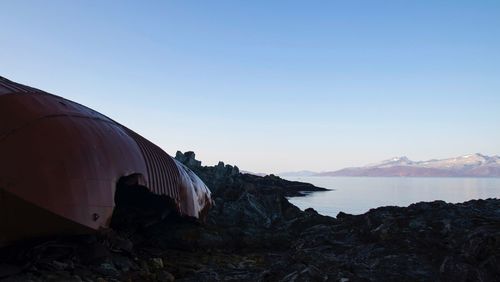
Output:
[{"xmin": 285, "ymin": 176, "xmax": 500, "ymax": 217}]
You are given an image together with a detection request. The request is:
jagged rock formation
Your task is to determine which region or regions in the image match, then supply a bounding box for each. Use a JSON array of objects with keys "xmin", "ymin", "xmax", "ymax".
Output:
[
  {"xmin": 174, "ymin": 151, "xmax": 327, "ymax": 198},
  {"xmin": 175, "ymin": 151, "xmax": 202, "ymax": 169}
]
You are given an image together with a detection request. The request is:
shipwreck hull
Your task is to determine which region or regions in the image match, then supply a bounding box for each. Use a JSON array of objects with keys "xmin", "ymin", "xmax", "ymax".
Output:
[{"xmin": 0, "ymin": 76, "xmax": 211, "ymax": 245}]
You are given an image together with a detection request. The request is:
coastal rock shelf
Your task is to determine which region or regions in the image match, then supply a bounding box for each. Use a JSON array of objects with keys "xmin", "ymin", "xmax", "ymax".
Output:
[{"xmin": 1, "ymin": 152, "xmax": 499, "ymax": 281}]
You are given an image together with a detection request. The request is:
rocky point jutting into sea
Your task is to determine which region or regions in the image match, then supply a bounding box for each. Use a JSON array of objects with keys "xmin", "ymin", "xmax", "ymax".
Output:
[{"xmin": 1, "ymin": 151, "xmax": 500, "ymax": 281}]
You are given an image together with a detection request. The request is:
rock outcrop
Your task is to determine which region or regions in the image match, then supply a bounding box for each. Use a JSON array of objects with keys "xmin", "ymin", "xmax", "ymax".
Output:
[
  {"xmin": 175, "ymin": 151, "xmax": 202, "ymax": 169},
  {"xmin": 1, "ymin": 152, "xmax": 499, "ymax": 281}
]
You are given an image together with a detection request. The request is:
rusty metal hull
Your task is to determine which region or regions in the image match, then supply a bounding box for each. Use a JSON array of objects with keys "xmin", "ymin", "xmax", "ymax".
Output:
[{"xmin": 0, "ymin": 76, "xmax": 211, "ymax": 245}]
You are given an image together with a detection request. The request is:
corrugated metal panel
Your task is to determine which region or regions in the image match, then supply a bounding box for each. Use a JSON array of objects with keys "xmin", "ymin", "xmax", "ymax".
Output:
[
  {"xmin": 0, "ymin": 97, "xmax": 149, "ymax": 223},
  {"xmin": 124, "ymin": 129, "xmax": 181, "ymax": 202},
  {"xmin": 0, "ymin": 76, "xmax": 44, "ymax": 96}
]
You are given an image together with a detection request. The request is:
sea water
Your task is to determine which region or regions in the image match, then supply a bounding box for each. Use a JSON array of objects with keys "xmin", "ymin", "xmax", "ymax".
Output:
[{"xmin": 286, "ymin": 176, "xmax": 500, "ymax": 217}]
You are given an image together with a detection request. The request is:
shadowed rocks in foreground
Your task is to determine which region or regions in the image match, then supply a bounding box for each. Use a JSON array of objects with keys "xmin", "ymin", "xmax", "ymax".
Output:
[{"xmin": 1, "ymin": 152, "xmax": 499, "ymax": 281}]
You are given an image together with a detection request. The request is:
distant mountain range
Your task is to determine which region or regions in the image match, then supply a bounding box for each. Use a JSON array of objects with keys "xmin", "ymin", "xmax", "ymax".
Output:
[
  {"xmin": 280, "ymin": 154, "xmax": 500, "ymax": 177},
  {"xmin": 278, "ymin": 170, "xmax": 317, "ymax": 177}
]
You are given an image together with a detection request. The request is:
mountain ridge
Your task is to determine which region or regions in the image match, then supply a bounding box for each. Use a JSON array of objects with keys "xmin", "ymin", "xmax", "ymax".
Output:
[{"xmin": 281, "ymin": 153, "xmax": 500, "ymax": 177}]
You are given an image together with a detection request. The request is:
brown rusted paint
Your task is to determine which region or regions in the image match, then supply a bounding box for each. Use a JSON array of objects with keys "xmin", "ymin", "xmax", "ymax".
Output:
[{"xmin": 0, "ymin": 76, "xmax": 212, "ymax": 245}]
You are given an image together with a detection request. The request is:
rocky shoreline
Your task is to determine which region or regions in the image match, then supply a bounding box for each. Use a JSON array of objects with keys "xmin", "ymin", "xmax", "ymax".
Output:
[{"xmin": 1, "ymin": 152, "xmax": 499, "ymax": 281}]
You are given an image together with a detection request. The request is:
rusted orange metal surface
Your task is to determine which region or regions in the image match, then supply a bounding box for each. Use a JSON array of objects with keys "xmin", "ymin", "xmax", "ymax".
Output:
[{"xmin": 0, "ymin": 76, "xmax": 212, "ymax": 245}]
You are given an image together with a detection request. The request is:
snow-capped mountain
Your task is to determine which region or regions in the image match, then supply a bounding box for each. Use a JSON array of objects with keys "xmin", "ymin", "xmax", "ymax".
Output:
[
  {"xmin": 365, "ymin": 156, "xmax": 415, "ymax": 168},
  {"xmin": 317, "ymin": 153, "xmax": 500, "ymax": 177},
  {"xmin": 417, "ymin": 154, "xmax": 500, "ymax": 169}
]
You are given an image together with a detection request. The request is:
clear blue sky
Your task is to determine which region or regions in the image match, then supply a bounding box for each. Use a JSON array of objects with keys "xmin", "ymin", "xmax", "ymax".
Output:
[{"xmin": 1, "ymin": 1, "xmax": 499, "ymax": 173}]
